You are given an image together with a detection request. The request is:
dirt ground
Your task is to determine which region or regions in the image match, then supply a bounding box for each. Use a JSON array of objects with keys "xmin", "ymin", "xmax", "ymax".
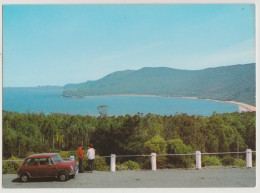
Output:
[{"xmin": 2, "ymin": 167, "xmax": 256, "ymax": 188}]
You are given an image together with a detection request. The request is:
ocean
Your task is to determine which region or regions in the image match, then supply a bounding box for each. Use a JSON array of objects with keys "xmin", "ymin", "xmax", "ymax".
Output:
[{"xmin": 2, "ymin": 87, "xmax": 239, "ymax": 116}]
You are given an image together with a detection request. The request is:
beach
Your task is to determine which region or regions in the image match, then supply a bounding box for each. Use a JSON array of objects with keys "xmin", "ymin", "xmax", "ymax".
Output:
[
  {"xmin": 201, "ymin": 99, "xmax": 256, "ymax": 112},
  {"xmin": 224, "ymin": 101, "xmax": 256, "ymax": 112}
]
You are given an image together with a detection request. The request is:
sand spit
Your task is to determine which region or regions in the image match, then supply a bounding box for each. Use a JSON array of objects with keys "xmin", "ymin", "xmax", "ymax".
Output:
[
  {"xmin": 202, "ymin": 99, "xmax": 256, "ymax": 112},
  {"xmin": 175, "ymin": 97, "xmax": 255, "ymax": 112},
  {"xmin": 224, "ymin": 101, "xmax": 256, "ymax": 112}
]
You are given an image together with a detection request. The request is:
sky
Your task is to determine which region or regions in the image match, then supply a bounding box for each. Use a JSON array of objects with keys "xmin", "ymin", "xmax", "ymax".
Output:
[{"xmin": 3, "ymin": 4, "xmax": 255, "ymax": 87}]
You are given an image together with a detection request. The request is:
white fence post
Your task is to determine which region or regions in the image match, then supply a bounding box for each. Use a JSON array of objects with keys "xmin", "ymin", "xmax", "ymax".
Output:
[
  {"xmin": 110, "ymin": 154, "xmax": 116, "ymax": 172},
  {"xmin": 196, "ymin": 151, "xmax": 201, "ymax": 169},
  {"xmin": 246, "ymin": 149, "xmax": 252, "ymax": 168},
  {"xmin": 151, "ymin": 153, "xmax": 157, "ymax": 171}
]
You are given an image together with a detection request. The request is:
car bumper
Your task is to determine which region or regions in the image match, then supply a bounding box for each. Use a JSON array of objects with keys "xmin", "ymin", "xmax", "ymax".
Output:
[{"xmin": 69, "ymin": 165, "xmax": 78, "ymax": 175}]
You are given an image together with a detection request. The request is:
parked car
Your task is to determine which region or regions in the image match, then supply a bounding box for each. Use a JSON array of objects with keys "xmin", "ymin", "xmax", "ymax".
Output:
[{"xmin": 17, "ymin": 153, "xmax": 78, "ymax": 182}]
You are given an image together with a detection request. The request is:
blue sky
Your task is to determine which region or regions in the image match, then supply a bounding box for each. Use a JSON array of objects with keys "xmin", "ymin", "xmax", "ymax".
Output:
[{"xmin": 3, "ymin": 4, "xmax": 255, "ymax": 87}]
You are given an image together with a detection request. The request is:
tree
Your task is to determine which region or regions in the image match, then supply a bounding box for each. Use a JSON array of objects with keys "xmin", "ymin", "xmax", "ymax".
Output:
[
  {"xmin": 167, "ymin": 139, "xmax": 193, "ymax": 168},
  {"xmin": 97, "ymin": 105, "xmax": 108, "ymax": 117},
  {"xmin": 143, "ymin": 136, "xmax": 167, "ymax": 168}
]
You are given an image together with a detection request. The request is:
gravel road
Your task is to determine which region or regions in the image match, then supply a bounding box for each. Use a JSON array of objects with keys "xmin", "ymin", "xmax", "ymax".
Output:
[{"xmin": 2, "ymin": 167, "xmax": 256, "ymax": 188}]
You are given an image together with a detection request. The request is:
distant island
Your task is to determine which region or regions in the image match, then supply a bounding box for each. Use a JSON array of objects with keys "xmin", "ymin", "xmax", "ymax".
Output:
[{"xmin": 62, "ymin": 63, "xmax": 256, "ymax": 107}]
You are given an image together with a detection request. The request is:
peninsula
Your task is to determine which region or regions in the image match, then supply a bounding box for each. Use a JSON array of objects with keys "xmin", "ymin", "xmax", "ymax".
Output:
[{"xmin": 63, "ymin": 63, "xmax": 256, "ymax": 107}]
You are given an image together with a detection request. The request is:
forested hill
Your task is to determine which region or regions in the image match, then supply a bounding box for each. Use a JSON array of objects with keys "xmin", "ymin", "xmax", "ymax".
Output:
[{"xmin": 63, "ymin": 63, "xmax": 256, "ymax": 106}]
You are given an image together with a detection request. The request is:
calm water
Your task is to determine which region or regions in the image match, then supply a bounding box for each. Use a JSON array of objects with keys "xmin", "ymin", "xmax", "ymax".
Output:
[{"xmin": 3, "ymin": 87, "xmax": 239, "ymax": 116}]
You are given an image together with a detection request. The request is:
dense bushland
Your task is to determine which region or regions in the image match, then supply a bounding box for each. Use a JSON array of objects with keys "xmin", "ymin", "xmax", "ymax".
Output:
[{"xmin": 2, "ymin": 111, "xmax": 255, "ymax": 169}]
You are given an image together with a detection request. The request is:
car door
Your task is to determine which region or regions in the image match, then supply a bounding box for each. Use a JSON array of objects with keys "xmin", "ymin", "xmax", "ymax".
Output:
[
  {"xmin": 26, "ymin": 158, "xmax": 40, "ymax": 178},
  {"xmin": 48, "ymin": 158, "xmax": 59, "ymax": 177},
  {"xmin": 38, "ymin": 158, "xmax": 52, "ymax": 177}
]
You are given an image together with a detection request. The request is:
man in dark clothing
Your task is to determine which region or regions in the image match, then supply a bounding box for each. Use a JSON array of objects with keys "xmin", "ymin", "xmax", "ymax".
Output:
[{"xmin": 78, "ymin": 143, "xmax": 85, "ymax": 173}]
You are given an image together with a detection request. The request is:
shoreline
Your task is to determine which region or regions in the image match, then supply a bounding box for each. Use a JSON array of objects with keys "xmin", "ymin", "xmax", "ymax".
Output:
[
  {"xmin": 200, "ymin": 98, "xmax": 256, "ymax": 112},
  {"xmin": 64, "ymin": 94, "xmax": 256, "ymax": 112}
]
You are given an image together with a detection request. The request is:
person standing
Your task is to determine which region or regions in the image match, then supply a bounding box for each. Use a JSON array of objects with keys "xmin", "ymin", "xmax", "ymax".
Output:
[
  {"xmin": 87, "ymin": 144, "xmax": 95, "ymax": 172},
  {"xmin": 78, "ymin": 143, "xmax": 85, "ymax": 173}
]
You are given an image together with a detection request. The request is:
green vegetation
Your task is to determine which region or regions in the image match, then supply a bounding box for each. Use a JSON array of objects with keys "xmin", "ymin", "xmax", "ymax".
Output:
[
  {"xmin": 143, "ymin": 137, "xmax": 167, "ymax": 168},
  {"xmin": 92, "ymin": 156, "xmax": 110, "ymax": 171},
  {"xmin": 203, "ymin": 156, "xmax": 222, "ymax": 166},
  {"xmin": 59, "ymin": 150, "xmax": 78, "ymax": 159},
  {"xmin": 2, "ymin": 111, "xmax": 256, "ymax": 172},
  {"xmin": 63, "ymin": 63, "xmax": 256, "ymax": 106},
  {"xmin": 167, "ymin": 139, "xmax": 194, "ymax": 168},
  {"xmin": 82, "ymin": 156, "xmax": 109, "ymax": 171},
  {"xmin": 2, "ymin": 156, "xmax": 23, "ymax": 174},
  {"xmin": 234, "ymin": 159, "xmax": 246, "ymax": 167},
  {"xmin": 221, "ymin": 155, "xmax": 235, "ymax": 166},
  {"xmin": 117, "ymin": 160, "xmax": 141, "ymax": 171}
]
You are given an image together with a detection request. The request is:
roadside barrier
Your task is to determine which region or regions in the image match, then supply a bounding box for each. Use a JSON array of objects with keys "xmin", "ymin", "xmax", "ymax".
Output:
[
  {"xmin": 110, "ymin": 154, "xmax": 116, "ymax": 172},
  {"xmin": 3, "ymin": 149, "xmax": 255, "ymax": 172},
  {"xmin": 106, "ymin": 149, "xmax": 255, "ymax": 171}
]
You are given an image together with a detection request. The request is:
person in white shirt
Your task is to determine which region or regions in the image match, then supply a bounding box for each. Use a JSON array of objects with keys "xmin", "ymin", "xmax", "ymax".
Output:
[{"xmin": 87, "ymin": 144, "xmax": 95, "ymax": 172}]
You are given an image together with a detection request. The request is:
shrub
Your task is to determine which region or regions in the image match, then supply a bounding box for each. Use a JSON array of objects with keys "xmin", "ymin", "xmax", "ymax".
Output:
[
  {"xmin": 234, "ymin": 159, "xmax": 246, "ymax": 167},
  {"xmin": 58, "ymin": 151, "xmax": 78, "ymax": 160},
  {"xmin": 253, "ymin": 161, "xmax": 256, "ymax": 167},
  {"xmin": 144, "ymin": 137, "xmax": 167, "ymax": 154},
  {"xmin": 180, "ymin": 157, "xmax": 195, "ymax": 168},
  {"xmin": 167, "ymin": 139, "xmax": 194, "ymax": 168},
  {"xmin": 143, "ymin": 137, "xmax": 167, "ymax": 168},
  {"xmin": 93, "ymin": 156, "xmax": 109, "ymax": 171},
  {"xmin": 117, "ymin": 160, "xmax": 141, "ymax": 171},
  {"xmin": 82, "ymin": 155, "xmax": 109, "ymax": 171},
  {"xmin": 58, "ymin": 151, "xmax": 109, "ymax": 171},
  {"xmin": 203, "ymin": 156, "xmax": 222, "ymax": 166},
  {"xmin": 2, "ymin": 156, "xmax": 23, "ymax": 174},
  {"xmin": 221, "ymin": 155, "xmax": 235, "ymax": 166}
]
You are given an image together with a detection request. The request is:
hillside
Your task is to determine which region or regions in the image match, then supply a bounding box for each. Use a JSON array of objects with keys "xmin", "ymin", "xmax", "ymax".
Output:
[{"xmin": 63, "ymin": 63, "xmax": 256, "ymax": 106}]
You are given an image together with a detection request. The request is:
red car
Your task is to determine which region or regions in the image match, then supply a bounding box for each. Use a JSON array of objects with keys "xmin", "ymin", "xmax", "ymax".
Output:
[{"xmin": 17, "ymin": 153, "xmax": 78, "ymax": 182}]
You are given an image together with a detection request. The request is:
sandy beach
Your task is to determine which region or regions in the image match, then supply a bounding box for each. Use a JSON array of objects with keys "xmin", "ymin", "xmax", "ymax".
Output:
[
  {"xmin": 223, "ymin": 101, "xmax": 256, "ymax": 112},
  {"xmin": 201, "ymin": 99, "xmax": 256, "ymax": 112}
]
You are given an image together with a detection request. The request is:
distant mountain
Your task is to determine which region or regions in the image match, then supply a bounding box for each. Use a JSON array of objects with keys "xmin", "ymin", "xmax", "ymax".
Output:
[{"xmin": 63, "ymin": 63, "xmax": 256, "ymax": 106}]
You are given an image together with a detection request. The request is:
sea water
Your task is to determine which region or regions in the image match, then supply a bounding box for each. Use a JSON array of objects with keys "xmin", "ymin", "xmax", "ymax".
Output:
[{"xmin": 3, "ymin": 87, "xmax": 239, "ymax": 116}]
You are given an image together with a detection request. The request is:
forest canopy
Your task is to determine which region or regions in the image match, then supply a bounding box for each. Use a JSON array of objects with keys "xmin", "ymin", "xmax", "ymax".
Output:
[{"xmin": 2, "ymin": 111, "xmax": 256, "ymax": 159}]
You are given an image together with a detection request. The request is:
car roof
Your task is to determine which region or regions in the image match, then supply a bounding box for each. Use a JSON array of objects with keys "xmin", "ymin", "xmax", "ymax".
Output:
[{"xmin": 26, "ymin": 153, "xmax": 59, "ymax": 159}]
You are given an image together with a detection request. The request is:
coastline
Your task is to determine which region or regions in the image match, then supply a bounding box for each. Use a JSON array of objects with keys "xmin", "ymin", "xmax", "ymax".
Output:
[
  {"xmin": 200, "ymin": 98, "xmax": 256, "ymax": 112},
  {"xmin": 171, "ymin": 97, "xmax": 255, "ymax": 112},
  {"xmin": 66, "ymin": 94, "xmax": 256, "ymax": 112},
  {"xmin": 222, "ymin": 101, "xmax": 256, "ymax": 112}
]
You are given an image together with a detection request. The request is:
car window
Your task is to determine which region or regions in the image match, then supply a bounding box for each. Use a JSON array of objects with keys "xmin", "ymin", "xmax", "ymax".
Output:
[
  {"xmin": 25, "ymin": 158, "xmax": 39, "ymax": 166},
  {"xmin": 24, "ymin": 159, "xmax": 32, "ymax": 166},
  {"xmin": 39, "ymin": 158, "xmax": 50, "ymax": 166},
  {"xmin": 48, "ymin": 158, "xmax": 53, "ymax": 165},
  {"xmin": 52, "ymin": 155, "xmax": 63, "ymax": 164}
]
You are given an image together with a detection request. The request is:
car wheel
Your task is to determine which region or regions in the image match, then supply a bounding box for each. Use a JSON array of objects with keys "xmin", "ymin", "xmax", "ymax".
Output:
[
  {"xmin": 20, "ymin": 173, "xmax": 29, "ymax": 182},
  {"xmin": 58, "ymin": 172, "xmax": 68, "ymax": 181}
]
